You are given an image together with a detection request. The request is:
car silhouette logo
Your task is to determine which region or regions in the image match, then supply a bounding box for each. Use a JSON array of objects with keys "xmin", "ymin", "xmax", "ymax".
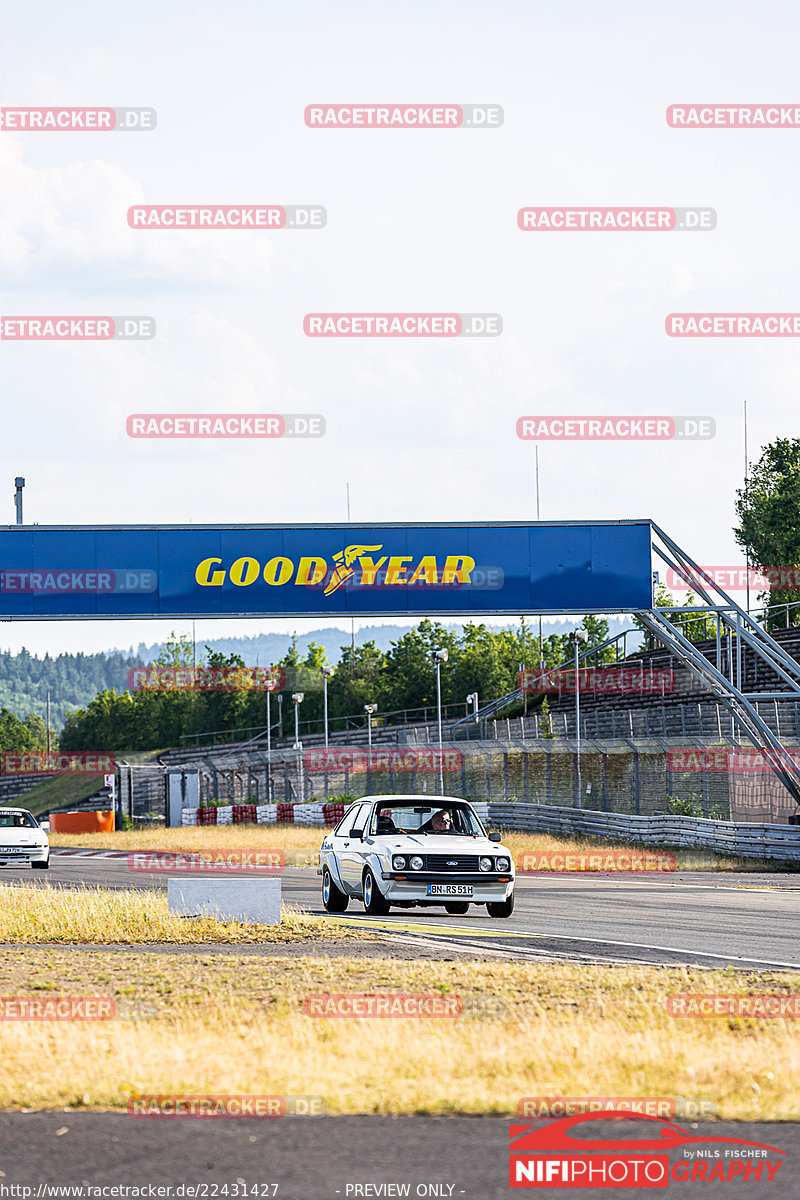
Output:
[
  {"xmin": 509, "ymin": 1112, "xmax": 784, "ymax": 1155},
  {"xmin": 447, "ymin": 860, "xmax": 458, "ymax": 866}
]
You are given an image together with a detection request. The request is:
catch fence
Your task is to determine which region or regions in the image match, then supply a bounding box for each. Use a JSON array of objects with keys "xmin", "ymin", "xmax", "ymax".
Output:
[{"xmin": 119, "ymin": 737, "xmax": 800, "ymax": 826}]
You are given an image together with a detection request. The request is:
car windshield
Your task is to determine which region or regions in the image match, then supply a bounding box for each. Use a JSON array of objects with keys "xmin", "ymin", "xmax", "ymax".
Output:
[
  {"xmin": 370, "ymin": 803, "xmax": 482, "ymax": 836},
  {"xmin": 0, "ymin": 812, "xmax": 37, "ymax": 828}
]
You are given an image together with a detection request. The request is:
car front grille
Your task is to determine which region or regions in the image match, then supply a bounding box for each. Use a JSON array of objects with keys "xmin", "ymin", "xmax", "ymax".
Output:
[{"xmin": 424, "ymin": 854, "xmax": 480, "ymax": 871}]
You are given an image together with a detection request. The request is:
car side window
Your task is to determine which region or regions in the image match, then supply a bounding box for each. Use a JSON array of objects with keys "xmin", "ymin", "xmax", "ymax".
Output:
[
  {"xmin": 349, "ymin": 803, "xmax": 368, "ymax": 833},
  {"xmin": 334, "ymin": 803, "xmax": 365, "ymax": 838}
]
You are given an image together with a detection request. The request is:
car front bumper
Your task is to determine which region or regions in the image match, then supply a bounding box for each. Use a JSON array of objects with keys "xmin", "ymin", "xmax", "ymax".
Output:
[
  {"xmin": 0, "ymin": 846, "xmax": 48, "ymax": 866},
  {"xmin": 379, "ymin": 873, "xmax": 514, "ymax": 903}
]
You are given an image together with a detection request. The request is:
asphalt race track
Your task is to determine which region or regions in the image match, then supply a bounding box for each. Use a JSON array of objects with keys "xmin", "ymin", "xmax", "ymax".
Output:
[
  {"xmin": 4, "ymin": 854, "xmax": 799, "ymax": 969},
  {"xmin": 2, "ymin": 857, "xmax": 799, "ymax": 1195},
  {"xmin": 0, "ymin": 1113, "xmax": 797, "ymax": 1199}
]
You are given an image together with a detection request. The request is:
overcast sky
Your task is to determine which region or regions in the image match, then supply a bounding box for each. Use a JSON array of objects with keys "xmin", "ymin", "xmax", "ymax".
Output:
[{"xmin": 1, "ymin": 0, "xmax": 798, "ymax": 656}]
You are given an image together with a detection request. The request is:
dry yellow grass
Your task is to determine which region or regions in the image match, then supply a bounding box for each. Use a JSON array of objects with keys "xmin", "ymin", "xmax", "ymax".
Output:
[
  {"xmin": 0, "ymin": 883, "xmax": 359, "ymax": 944},
  {"xmin": 50, "ymin": 824, "xmax": 773, "ymax": 872},
  {"xmin": 0, "ymin": 948, "xmax": 797, "ymax": 1118}
]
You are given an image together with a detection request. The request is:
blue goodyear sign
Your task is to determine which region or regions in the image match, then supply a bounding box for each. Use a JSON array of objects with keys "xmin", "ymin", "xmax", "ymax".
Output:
[{"xmin": 0, "ymin": 521, "xmax": 653, "ymax": 618}]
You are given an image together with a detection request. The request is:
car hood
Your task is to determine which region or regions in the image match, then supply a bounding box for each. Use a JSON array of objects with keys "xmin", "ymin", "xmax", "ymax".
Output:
[
  {"xmin": 375, "ymin": 834, "xmax": 513, "ymax": 858},
  {"xmin": 0, "ymin": 826, "xmax": 46, "ymax": 844}
]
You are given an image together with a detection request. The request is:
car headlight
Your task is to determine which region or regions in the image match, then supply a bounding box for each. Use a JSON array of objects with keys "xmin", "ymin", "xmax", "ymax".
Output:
[
  {"xmin": 410, "ymin": 855, "xmax": 424, "ymax": 871},
  {"xmin": 479, "ymin": 856, "xmax": 493, "ymax": 872},
  {"xmin": 392, "ymin": 855, "xmax": 406, "ymax": 870},
  {"xmin": 495, "ymin": 856, "xmax": 511, "ymax": 871}
]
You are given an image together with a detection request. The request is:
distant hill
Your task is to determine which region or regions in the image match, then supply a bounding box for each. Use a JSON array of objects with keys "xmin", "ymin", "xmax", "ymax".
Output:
[{"xmin": 0, "ymin": 648, "xmax": 144, "ymax": 730}]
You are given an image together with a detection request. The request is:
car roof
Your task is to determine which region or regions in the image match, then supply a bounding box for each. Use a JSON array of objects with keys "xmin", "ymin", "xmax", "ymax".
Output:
[
  {"xmin": 357, "ymin": 795, "xmax": 468, "ymax": 804},
  {"xmin": 0, "ymin": 808, "xmax": 33, "ymax": 815}
]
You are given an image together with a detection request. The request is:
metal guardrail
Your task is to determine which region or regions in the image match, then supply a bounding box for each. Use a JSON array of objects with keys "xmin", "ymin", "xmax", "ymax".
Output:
[{"xmin": 485, "ymin": 803, "xmax": 800, "ymax": 863}]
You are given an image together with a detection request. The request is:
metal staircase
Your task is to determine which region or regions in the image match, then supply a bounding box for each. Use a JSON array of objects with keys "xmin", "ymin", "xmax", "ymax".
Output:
[{"xmin": 451, "ymin": 521, "xmax": 800, "ymax": 808}]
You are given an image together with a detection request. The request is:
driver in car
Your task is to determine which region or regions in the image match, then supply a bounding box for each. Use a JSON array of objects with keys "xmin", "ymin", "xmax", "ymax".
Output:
[{"xmin": 420, "ymin": 809, "xmax": 453, "ymax": 834}]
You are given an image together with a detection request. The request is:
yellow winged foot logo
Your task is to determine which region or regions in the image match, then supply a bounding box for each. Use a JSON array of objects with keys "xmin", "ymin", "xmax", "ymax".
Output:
[{"xmin": 323, "ymin": 544, "xmax": 383, "ymax": 596}]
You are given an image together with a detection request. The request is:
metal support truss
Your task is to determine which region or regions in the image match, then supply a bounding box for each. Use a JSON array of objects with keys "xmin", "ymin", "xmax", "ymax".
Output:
[
  {"xmin": 647, "ymin": 522, "xmax": 800, "ymax": 805},
  {"xmin": 450, "ymin": 522, "xmax": 800, "ymax": 807}
]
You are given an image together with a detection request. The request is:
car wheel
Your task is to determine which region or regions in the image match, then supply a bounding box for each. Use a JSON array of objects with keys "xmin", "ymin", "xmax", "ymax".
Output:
[
  {"xmin": 322, "ymin": 867, "xmax": 348, "ymax": 912},
  {"xmin": 487, "ymin": 892, "xmax": 514, "ymax": 918},
  {"xmin": 444, "ymin": 902, "xmax": 469, "ymax": 915},
  {"xmin": 363, "ymin": 868, "xmax": 390, "ymax": 915},
  {"xmin": 32, "ymin": 856, "xmax": 50, "ymax": 870}
]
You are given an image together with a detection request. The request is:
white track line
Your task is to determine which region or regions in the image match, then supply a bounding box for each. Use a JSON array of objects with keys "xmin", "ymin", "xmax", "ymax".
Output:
[{"xmin": 338, "ymin": 916, "xmax": 800, "ymax": 969}]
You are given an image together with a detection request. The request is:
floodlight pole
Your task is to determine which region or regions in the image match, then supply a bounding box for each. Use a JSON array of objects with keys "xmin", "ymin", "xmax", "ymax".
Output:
[
  {"xmin": 266, "ymin": 686, "xmax": 272, "ymax": 801},
  {"xmin": 323, "ymin": 667, "xmax": 335, "ymax": 747},
  {"xmin": 364, "ymin": 703, "xmax": 377, "ymax": 750},
  {"xmin": 433, "ymin": 649, "xmax": 448, "ymax": 796},
  {"xmin": 292, "ymin": 693, "xmax": 303, "ymax": 749},
  {"xmin": 570, "ymin": 630, "xmax": 588, "ymax": 807}
]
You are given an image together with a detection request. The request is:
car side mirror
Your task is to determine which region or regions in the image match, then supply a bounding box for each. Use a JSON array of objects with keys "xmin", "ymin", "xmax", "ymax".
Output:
[
  {"xmin": 351, "ymin": 827, "xmax": 364, "ymax": 840},
  {"xmin": 488, "ymin": 832, "xmax": 502, "ymax": 842}
]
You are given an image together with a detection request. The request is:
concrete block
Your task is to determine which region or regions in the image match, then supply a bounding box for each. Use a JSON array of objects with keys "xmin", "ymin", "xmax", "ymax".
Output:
[{"xmin": 167, "ymin": 877, "xmax": 281, "ymax": 924}]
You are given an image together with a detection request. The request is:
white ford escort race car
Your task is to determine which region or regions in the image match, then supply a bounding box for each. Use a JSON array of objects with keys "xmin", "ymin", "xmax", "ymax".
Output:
[
  {"xmin": 0, "ymin": 808, "xmax": 50, "ymax": 869},
  {"xmin": 318, "ymin": 795, "xmax": 515, "ymax": 917}
]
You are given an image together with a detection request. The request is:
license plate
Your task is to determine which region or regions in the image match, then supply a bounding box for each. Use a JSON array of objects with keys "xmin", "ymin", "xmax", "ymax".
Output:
[
  {"xmin": 427, "ymin": 883, "xmax": 473, "ymax": 897},
  {"xmin": 0, "ymin": 848, "xmax": 25, "ymax": 855}
]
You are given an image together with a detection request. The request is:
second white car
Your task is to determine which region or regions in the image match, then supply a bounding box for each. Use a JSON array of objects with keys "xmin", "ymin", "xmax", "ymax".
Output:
[{"xmin": 0, "ymin": 807, "xmax": 50, "ymax": 869}]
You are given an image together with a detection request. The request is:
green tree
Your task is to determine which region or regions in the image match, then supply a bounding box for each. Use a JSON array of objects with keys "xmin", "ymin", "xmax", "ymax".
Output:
[
  {"xmin": 328, "ymin": 642, "xmax": 387, "ymax": 729},
  {"xmin": 23, "ymin": 712, "xmax": 50, "ymax": 750},
  {"xmin": 0, "ymin": 708, "xmax": 42, "ymax": 753},
  {"xmin": 154, "ymin": 631, "xmax": 195, "ymax": 670},
  {"xmin": 381, "ymin": 619, "xmax": 460, "ymax": 712},
  {"xmin": 449, "ymin": 624, "xmax": 516, "ymax": 708},
  {"xmin": 735, "ymin": 437, "xmax": 800, "ymax": 626}
]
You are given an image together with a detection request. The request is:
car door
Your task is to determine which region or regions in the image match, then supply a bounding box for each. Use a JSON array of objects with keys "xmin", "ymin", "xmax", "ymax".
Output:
[
  {"xmin": 326, "ymin": 802, "xmax": 363, "ymax": 892},
  {"xmin": 338, "ymin": 802, "xmax": 371, "ymax": 893}
]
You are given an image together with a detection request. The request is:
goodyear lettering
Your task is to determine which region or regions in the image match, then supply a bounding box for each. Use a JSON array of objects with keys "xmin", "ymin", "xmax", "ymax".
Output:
[{"xmin": 195, "ymin": 544, "xmax": 476, "ymax": 592}]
